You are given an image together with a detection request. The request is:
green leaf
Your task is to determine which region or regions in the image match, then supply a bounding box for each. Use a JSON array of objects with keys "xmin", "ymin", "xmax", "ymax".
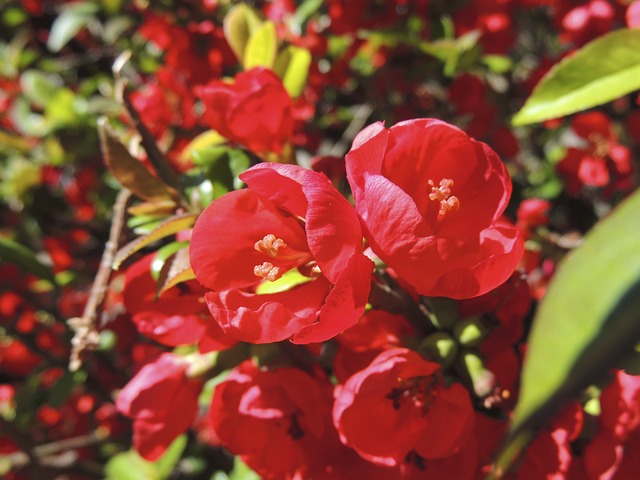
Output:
[
  {"xmin": 419, "ymin": 30, "xmax": 481, "ymax": 77},
  {"xmin": 113, "ymin": 213, "xmax": 197, "ymax": 270},
  {"xmin": 228, "ymin": 457, "xmax": 261, "ymax": 480},
  {"xmin": 292, "ymin": 0, "xmax": 324, "ymax": 30},
  {"xmin": 496, "ymin": 189, "xmax": 640, "ymax": 474},
  {"xmin": 192, "ymin": 146, "xmax": 250, "ymax": 196},
  {"xmin": 155, "ymin": 434, "xmax": 188, "ymax": 478},
  {"xmin": 99, "ymin": 118, "xmax": 177, "ymax": 202},
  {"xmin": 243, "ymin": 21, "xmax": 277, "ymax": 69},
  {"xmin": 513, "ymin": 29, "xmax": 640, "ymax": 126},
  {"xmin": 223, "ymin": 3, "xmax": 263, "ymax": 62},
  {"xmin": 104, "ymin": 435, "xmax": 187, "ymax": 480},
  {"xmin": 273, "ymin": 45, "xmax": 312, "ymax": 98},
  {"xmin": 46, "ymin": 2, "xmax": 98, "ymax": 52},
  {"xmin": 0, "ymin": 237, "xmax": 55, "ymax": 284},
  {"xmin": 19, "ymin": 70, "xmax": 63, "ymax": 109}
]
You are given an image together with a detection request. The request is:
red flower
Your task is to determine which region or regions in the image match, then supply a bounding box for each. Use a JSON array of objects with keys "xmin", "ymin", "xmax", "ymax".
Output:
[
  {"xmin": 209, "ymin": 361, "xmax": 337, "ymax": 479},
  {"xmin": 517, "ymin": 198, "xmax": 551, "ymax": 234},
  {"xmin": 557, "ymin": 112, "xmax": 633, "ymax": 195},
  {"xmin": 116, "ymin": 353, "xmax": 203, "ymax": 461},
  {"xmin": 196, "ymin": 68, "xmax": 293, "ymax": 154},
  {"xmin": 345, "ymin": 118, "xmax": 523, "ymax": 299},
  {"xmin": 190, "ymin": 163, "xmax": 373, "ymax": 344},
  {"xmin": 557, "ymin": 0, "xmax": 615, "ymax": 47},
  {"xmin": 333, "ymin": 348, "xmax": 475, "ymax": 468}
]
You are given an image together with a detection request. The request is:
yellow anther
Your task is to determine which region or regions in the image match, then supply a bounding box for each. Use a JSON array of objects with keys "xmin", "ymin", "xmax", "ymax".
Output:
[
  {"xmin": 428, "ymin": 178, "xmax": 460, "ymax": 217},
  {"xmin": 254, "ymin": 234, "xmax": 288, "ymax": 258},
  {"xmin": 253, "ymin": 262, "xmax": 282, "ymax": 282}
]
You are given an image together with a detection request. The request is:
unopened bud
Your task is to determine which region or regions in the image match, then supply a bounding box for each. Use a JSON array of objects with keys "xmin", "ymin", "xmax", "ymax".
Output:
[
  {"xmin": 419, "ymin": 332, "xmax": 458, "ymax": 368},
  {"xmin": 453, "ymin": 316, "xmax": 488, "ymax": 348},
  {"xmin": 459, "ymin": 350, "xmax": 495, "ymax": 398}
]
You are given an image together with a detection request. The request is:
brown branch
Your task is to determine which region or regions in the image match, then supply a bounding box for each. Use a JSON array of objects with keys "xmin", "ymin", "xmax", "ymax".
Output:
[
  {"xmin": 68, "ymin": 188, "xmax": 131, "ymax": 371},
  {"xmin": 0, "ymin": 417, "xmax": 52, "ymax": 479}
]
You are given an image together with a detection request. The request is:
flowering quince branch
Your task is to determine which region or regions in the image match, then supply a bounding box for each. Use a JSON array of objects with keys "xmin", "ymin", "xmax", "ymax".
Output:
[{"xmin": 8, "ymin": 4, "xmax": 640, "ymax": 479}]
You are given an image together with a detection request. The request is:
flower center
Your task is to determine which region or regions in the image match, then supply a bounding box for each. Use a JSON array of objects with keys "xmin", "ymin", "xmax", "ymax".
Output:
[
  {"xmin": 286, "ymin": 412, "xmax": 305, "ymax": 440},
  {"xmin": 428, "ymin": 178, "xmax": 460, "ymax": 217},
  {"xmin": 386, "ymin": 376, "xmax": 437, "ymax": 413},
  {"xmin": 253, "ymin": 262, "xmax": 282, "ymax": 282},
  {"xmin": 254, "ymin": 234, "xmax": 288, "ymax": 257},
  {"xmin": 588, "ymin": 133, "xmax": 609, "ymax": 158}
]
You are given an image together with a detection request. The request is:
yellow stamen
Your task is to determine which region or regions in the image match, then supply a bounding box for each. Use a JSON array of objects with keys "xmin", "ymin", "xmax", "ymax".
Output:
[
  {"xmin": 428, "ymin": 178, "xmax": 460, "ymax": 217},
  {"xmin": 254, "ymin": 262, "xmax": 282, "ymax": 282},
  {"xmin": 254, "ymin": 234, "xmax": 288, "ymax": 258}
]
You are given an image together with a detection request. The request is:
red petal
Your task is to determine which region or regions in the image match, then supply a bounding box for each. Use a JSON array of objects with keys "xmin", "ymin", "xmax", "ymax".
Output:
[{"xmin": 190, "ymin": 189, "xmax": 308, "ymax": 291}]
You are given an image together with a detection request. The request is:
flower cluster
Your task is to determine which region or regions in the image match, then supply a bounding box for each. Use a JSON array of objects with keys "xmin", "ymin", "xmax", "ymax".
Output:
[{"xmin": 5, "ymin": 1, "xmax": 640, "ymax": 479}]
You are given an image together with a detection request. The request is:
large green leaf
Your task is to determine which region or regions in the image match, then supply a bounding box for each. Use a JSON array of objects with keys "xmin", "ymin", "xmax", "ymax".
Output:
[
  {"xmin": 513, "ymin": 29, "xmax": 640, "ymax": 126},
  {"xmin": 495, "ymin": 189, "xmax": 640, "ymax": 475}
]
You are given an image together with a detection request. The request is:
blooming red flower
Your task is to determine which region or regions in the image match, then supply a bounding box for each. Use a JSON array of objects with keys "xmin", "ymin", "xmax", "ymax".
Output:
[
  {"xmin": 209, "ymin": 361, "xmax": 337, "ymax": 479},
  {"xmin": 345, "ymin": 118, "xmax": 523, "ymax": 299},
  {"xmin": 196, "ymin": 68, "xmax": 294, "ymax": 154},
  {"xmin": 116, "ymin": 353, "xmax": 203, "ymax": 461},
  {"xmin": 190, "ymin": 163, "xmax": 373, "ymax": 344},
  {"xmin": 333, "ymin": 348, "xmax": 475, "ymax": 468}
]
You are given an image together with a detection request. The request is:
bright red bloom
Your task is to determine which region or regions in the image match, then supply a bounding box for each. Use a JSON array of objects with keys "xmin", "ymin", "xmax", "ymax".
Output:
[
  {"xmin": 196, "ymin": 68, "xmax": 293, "ymax": 154},
  {"xmin": 345, "ymin": 118, "xmax": 523, "ymax": 299},
  {"xmin": 116, "ymin": 353, "xmax": 203, "ymax": 461},
  {"xmin": 333, "ymin": 348, "xmax": 474, "ymax": 468},
  {"xmin": 190, "ymin": 163, "xmax": 373, "ymax": 344},
  {"xmin": 209, "ymin": 361, "xmax": 337, "ymax": 479}
]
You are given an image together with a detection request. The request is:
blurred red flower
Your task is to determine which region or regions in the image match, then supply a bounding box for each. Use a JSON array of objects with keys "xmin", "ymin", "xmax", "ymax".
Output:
[
  {"xmin": 196, "ymin": 68, "xmax": 293, "ymax": 154},
  {"xmin": 116, "ymin": 353, "xmax": 203, "ymax": 460}
]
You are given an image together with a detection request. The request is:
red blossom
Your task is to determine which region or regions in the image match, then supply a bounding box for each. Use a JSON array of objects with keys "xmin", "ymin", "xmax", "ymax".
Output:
[
  {"xmin": 190, "ymin": 163, "xmax": 373, "ymax": 344},
  {"xmin": 209, "ymin": 361, "xmax": 338, "ymax": 479},
  {"xmin": 196, "ymin": 68, "xmax": 294, "ymax": 154},
  {"xmin": 333, "ymin": 348, "xmax": 475, "ymax": 468},
  {"xmin": 345, "ymin": 118, "xmax": 524, "ymax": 299},
  {"xmin": 557, "ymin": 112, "xmax": 633, "ymax": 195},
  {"xmin": 116, "ymin": 353, "xmax": 203, "ymax": 460},
  {"xmin": 123, "ymin": 254, "xmax": 211, "ymax": 349}
]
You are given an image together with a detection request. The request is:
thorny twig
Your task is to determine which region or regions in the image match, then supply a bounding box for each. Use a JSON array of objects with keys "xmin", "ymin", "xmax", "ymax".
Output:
[{"xmin": 68, "ymin": 188, "xmax": 131, "ymax": 371}]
